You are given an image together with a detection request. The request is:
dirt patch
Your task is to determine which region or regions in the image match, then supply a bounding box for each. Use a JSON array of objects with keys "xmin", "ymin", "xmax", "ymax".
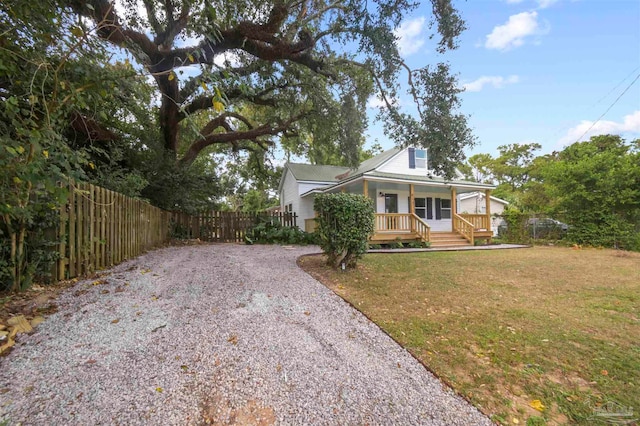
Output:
[{"xmin": 201, "ymin": 395, "xmax": 276, "ymax": 425}]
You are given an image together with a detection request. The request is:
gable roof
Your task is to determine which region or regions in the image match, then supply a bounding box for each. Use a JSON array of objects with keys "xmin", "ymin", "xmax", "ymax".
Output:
[
  {"xmin": 459, "ymin": 191, "xmax": 509, "ymax": 204},
  {"xmin": 284, "ymin": 163, "xmax": 350, "ymax": 182},
  {"xmin": 350, "ymin": 147, "xmax": 401, "ymax": 176},
  {"xmin": 282, "ymin": 146, "xmax": 496, "ymax": 197}
]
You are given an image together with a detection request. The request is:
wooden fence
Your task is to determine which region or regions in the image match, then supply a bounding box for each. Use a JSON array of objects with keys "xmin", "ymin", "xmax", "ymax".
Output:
[
  {"xmin": 170, "ymin": 211, "xmax": 297, "ymax": 242},
  {"xmin": 53, "ymin": 181, "xmax": 172, "ymax": 281},
  {"xmin": 51, "ymin": 182, "xmax": 297, "ymax": 281}
]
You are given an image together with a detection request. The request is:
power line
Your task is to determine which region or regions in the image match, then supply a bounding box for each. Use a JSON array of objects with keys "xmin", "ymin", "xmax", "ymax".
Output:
[
  {"xmin": 588, "ymin": 66, "xmax": 640, "ymax": 112},
  {"xmin": 574, "ymin": 72, "xmax": 640, "ymax": 144},
  {"xmin": 542, "ymin": 66, "xmax": 640, "ymax": 145}
]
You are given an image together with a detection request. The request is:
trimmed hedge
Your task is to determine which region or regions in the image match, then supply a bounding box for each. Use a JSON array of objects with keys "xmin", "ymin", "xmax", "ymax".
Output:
[{"xmin": 314, "ymin": 193, "xmax": 375, "ymax": 268}]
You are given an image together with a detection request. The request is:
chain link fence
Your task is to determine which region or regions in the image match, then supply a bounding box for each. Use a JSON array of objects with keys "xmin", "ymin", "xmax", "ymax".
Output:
[{"xmin": 493, "ymin": 212, "xmax": 571, "ymax": 244}]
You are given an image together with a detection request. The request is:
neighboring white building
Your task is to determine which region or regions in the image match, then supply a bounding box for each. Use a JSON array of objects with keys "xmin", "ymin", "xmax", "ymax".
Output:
[
  {"xmin": 278, "ymin": 147, "xmax": 498, "ymax": 246},
  {"xmin": 457, "ymin": 192, "xmax": 509, "ymax": 236}
]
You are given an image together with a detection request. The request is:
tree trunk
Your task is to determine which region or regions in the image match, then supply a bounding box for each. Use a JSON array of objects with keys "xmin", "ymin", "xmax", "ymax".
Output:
[{"xmin": 156, "ymin": 74, "xmax": 181, "ymax": 154}]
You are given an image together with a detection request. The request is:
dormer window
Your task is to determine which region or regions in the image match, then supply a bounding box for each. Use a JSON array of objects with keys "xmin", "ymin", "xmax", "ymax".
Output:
[{"xmin": 408, "ymin": 148, "xmax": 427, "ymax": 169}]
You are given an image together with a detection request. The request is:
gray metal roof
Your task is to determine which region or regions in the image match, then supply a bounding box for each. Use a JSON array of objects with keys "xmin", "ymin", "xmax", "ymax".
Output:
[{"xmin": 285, "ymin": 163, "xmax": 350, "ymax": 182}]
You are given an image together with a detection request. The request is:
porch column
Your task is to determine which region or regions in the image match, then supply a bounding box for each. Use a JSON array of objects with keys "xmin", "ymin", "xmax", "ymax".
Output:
[
  {"xmin": 409, "ymin": 184, "xmax": 415, "ymax": 215},
  {"xmin": 409, "ymin": 184, "xmax": 415, "ymax": 233},
  {"xmin": 485, "ymin": 189, "xmax": 492, "ymax": 242},
  {"xmin": 363, "ymin": 179, "xmax": 368, "ymax": 198},
  {"xmin": 485, "ymin": 189, "xmax": 491, "ymax": 217},
  {"xmin": 451, "ymin": 187, "xmax": 457, "ymax": 232}
]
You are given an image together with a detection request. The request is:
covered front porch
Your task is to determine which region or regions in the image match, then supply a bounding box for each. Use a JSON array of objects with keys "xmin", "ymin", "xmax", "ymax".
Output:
[{"xmin": 360, "ymin": 178, "xmax": 494, "ymax": 247}]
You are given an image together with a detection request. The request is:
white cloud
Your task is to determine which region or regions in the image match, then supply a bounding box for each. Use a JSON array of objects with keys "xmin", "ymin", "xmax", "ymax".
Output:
[
  {"xmin": 503, "ymin": 0, "xmax": 560, "ymax": 7},
  {"xmin": 558, "ymin": 110, "xmax": 640, "ymax": 146},
  {"xmin": 536, "ymin": 0, "xmax": 560, "ymax": 9},
  {"xmin": 463, "ymin": 75, "xmax": 520, "ymax": 92},
  {"xmin": 485, "ymin": 11, "xmax": 547, "ymax": 51},
  {"xmin": 394, "ymin": 17, "xmax": 426, "ymax": 56}
]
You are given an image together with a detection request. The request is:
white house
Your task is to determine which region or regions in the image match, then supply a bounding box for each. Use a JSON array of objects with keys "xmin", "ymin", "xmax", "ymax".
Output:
[
  {"xmin": 457, "ymin": 192, "xmax": 509, "ymax": 236},
  {"xmin": 279, "ymin": 147, "xmax": 497, "ymax": 247}
]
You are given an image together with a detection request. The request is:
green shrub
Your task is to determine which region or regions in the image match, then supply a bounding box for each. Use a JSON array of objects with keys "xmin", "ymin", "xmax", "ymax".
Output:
[
  {"xmin": 390, "ymin": 238, "xmax": 404, "ymax": 249},
  {"xmin": 314, "ymin": 193, "xmax": 375, "ymax": 268},
  {"xmin": 245, "ymin": 216, "xmax": 316, "ymax": 245},
  {"xmin": 368, "ymin": 244, "xmax": 382, "ymax": 250},
  {"xmin": 406, "ymin": 241, "xmax": 431, "ymax": 249}
]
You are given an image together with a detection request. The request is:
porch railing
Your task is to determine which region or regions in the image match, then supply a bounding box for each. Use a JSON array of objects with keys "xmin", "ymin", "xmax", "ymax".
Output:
[
  {"xmin": 374, "ymin": 213, "xmax": 431, "ymax": 242},
  {"xmin": 459, "ymin": 213, "xmax": 490, "ymax": 230},
  {"xmin": 411, "ymin": 213, "xmax": 431, "ymax": 242},
  {"xmin": 454, "ymin": 213, "xmax": 475, "ymax": 245},
  {"xmin": 375, "ymin": 213, "xmax": 411, "ymax": 232}
]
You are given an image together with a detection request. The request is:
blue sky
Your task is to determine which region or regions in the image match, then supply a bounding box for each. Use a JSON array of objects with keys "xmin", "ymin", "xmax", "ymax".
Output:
[{"xmin": 367, "ymin": 0, "xmax": 640, "ymax": 158}]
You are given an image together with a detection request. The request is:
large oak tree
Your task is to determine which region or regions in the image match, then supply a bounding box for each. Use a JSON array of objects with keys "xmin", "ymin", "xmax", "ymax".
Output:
[{"xmin": 66, "ymin": 0, "xmax": 475, "ymax": 174}]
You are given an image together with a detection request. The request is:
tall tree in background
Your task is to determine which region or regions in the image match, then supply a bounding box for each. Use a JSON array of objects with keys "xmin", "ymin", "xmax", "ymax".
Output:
[
  {"xmin": 66, "ymin": 0, "xmax": 474, "ymax": 174},
  {"xmin": 541, "ymin": 135, "xmax": 640, "ymax": 250}
]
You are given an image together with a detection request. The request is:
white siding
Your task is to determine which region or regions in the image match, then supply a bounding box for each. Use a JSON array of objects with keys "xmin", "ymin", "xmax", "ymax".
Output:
[
  {"xmin": 280, "ymin": 169, "xmax": 299, "ymax": 214},
  {"xmin": 458, "ymin": 194, "xmax": 508, "ymax": 235},
  {"xmin": 298, "ymin": 197, "xmax": 316, "ymax": 223},
  {"xmin": 279, "ymin": 169, "xmax": 334, "ymax": 226},
  {"xmin": 377, "ymin": 148, "xmax": 430, "ymax": 176},
  {"xmin": 458, "ymin": 196, "xmax": 506, "ymax": 215},
  {"xmin": 299, "ymin": 182, "xmax": 331, "ymax": 195},
  {"xmin": 377, "ymin": 188, "xmax": 453, "ymax": 232}
]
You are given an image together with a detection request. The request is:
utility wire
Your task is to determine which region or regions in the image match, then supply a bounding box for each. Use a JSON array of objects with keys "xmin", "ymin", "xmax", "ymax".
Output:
[
  {"xmin": 574, "ymin": 72, "xmax": 640, "ymax": 144},
  {"xmin": 542, "ymin": 65, "xmax": 640, "ymax": 145}
]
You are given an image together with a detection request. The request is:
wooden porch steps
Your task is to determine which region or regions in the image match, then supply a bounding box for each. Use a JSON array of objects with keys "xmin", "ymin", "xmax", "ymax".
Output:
[{"xmin": 429, "ymin": 232, "xmax": 472, "ymax": 248}]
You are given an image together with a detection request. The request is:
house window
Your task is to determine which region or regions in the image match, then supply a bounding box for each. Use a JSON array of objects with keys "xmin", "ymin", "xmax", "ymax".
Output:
[
  {"xmin": 414, "ymin": 198, "xmax": 426, "ymax": 218},
  {"xmin": 415, "ymin": 149, "xmax": 426, "ymax": 168},
  {"xmin": 285, "ymin": 203, "xmax": 293, "ymax": 213},
  {"xmin": 408, "ymin": 148, "xmax": 427, "ymax": 169},
  {"xmin": 441, "ymin": 199, "xmax": 451, "ymax": 219}
]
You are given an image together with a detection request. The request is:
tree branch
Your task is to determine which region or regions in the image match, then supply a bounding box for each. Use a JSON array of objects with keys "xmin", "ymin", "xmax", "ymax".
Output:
[{"xmin": 179, "ymin": 112, "xmax": 306, "ymax": 166}]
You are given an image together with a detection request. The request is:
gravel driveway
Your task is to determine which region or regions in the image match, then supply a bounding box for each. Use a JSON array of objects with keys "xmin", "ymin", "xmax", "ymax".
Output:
[{"xmin": 0, "ymin": 244, "xmax": 492, "ymax": 425}]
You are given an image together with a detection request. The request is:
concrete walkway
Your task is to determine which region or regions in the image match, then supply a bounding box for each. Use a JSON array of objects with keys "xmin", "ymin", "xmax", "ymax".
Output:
[{"xmin": 369, "ymin": 243, "xmax": 530, "ymax": 253}]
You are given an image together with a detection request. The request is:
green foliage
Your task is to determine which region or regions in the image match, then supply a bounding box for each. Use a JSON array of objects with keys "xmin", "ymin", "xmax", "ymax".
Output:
[
  {"xmin": 314, "ymin": 193, "xmax": 375, "ymax": 268},
  {"xmin": 245, "ymin": 217, "xmax": 315, "ymax": 245},
  {"xmin": 67, "ymin": 0, "xmax": 474, "ymax": 175},
  {"xmin": 390, "ymin": 238, "xmax": 405, "ymax": 249},
  {"xmin": 541, "ymin": 135, "xmax": 640, "ymax": 251},
  {"xmin": 0, "ymin": 1, "xmax": 94, "ymax": 291},
  {"xmin": 406, "ymin": 241, "xmax": 431, "ymax": 249},
  {"xmin": 498, "ymin": 207, "xmax": 531, "ymax": 244}
]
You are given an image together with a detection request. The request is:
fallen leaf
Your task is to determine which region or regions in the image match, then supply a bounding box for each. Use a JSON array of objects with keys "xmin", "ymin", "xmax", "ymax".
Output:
[
  {"xmin": 114, "ymin": 286, "xmax": 125, "ymax": 293},
  {"xmin": 228, "ymin": 334, "xmax": 238, "ymax": 345},
  {"xmin": 0, "ymin": 324, "xmax": 6, "ymax": 331},
  {"xmin": 7, "ymin": 315, "xmax": 32, "ymax": 334},
  {"xmin": 601, "ymin": 370, "xmax": 608, "ymax": 376},
  {"xmin": 101, "ymin": 289, "xmax": 109, "ymax": 294},
  {"xmin": 529, "ymin": 399, "xmax": 545, "ymax": 412},
  {"xmin": 156, "ymin": 387, "xmax": 163, "ymax": 393},
  {"xmin": 304, "ymin": 311, "xmax": 311, "ymax": 316},
  {"xmin": 111, "ymin": 319, "xmax": 120, "ymax": 324},
  {"xmin": 512, "ymin": 418, "xmax": 520, "ymax": 424},
  {"xmin": 86, "ymin": 359, "xmax": 97, "ymax": 365},
  {"xmin": 30, "ymin": 316, "xmax": 45, "ymax": 327}
]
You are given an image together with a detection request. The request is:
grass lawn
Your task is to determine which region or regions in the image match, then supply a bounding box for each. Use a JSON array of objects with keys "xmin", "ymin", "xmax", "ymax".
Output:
[{"xmin": 299, "ymin": 246, "xmax": 640, "ymax": 425}]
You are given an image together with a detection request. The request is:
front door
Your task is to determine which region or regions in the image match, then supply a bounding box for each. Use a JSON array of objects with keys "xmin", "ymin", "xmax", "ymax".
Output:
[
  {"xmin": 384, "ymin": 194, "xmax": 398, "ymax": 230},
  {"xmin": 385, "ymin": 194, "xmax": 398, "ymax": 213}
]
